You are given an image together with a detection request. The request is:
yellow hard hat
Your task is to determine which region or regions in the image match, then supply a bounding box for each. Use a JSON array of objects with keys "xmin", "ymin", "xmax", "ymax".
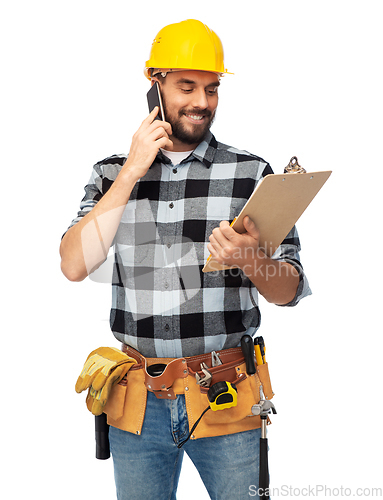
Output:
[{"xmin": 144, "ymin": 19, "xmax": 232, "ymax": 80}]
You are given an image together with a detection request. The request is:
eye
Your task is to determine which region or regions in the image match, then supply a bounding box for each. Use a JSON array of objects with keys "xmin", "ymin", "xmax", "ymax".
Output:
[{"xmin": 181, "ymin": 88, "xmax": 193, "ymax": 93}]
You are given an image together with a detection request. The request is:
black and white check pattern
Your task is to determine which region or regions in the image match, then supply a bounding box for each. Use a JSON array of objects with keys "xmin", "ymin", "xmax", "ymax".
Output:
[{"xmin": 67, "ymin": 132, "xmax": 311, "ymax": 357}]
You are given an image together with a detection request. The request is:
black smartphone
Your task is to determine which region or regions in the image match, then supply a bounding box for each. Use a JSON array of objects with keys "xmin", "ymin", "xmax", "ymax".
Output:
[{"xmin": 146, "ymin": 82, "xmax": 165, "ymax": 121}]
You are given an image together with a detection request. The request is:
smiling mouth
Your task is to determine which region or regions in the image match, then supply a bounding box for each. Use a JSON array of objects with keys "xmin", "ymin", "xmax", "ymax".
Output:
[{"xmin": 184, "ymin": 113, "xmax": 206, "ymax": 123}]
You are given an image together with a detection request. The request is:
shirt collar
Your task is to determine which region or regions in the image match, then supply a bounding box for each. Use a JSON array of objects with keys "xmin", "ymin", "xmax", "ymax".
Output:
[
  {"xmin": 154, "ymin": 131, "xmax": 218, "ymax": 168},
  {"xmin": 155, "ymin": 149, "xmax": 172, "ymax": 165},
  {"xmin": 191, "ymin": 131, "xmax": 217, "ymax": 168}
]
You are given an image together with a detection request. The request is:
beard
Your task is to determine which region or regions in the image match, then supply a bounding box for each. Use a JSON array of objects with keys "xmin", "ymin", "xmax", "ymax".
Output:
[{"xmin": 162, "ymin": 96, "xmax": 215, "ymax": 146}]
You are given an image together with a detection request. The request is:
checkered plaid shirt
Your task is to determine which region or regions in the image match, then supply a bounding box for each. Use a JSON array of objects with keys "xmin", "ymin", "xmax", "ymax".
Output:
[{"xmin": 67, "ymin": 132, "xmax": 311, "ymax": 357}]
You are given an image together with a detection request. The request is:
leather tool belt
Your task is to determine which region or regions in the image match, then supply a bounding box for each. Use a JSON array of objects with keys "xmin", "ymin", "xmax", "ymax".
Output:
[
  {"xmin": 121, "ymin": 344, "xmax": 249, "ymax": 399},
  {"xmin": 104, "ymin": 344, "xmax": 274, "ymax": 440}
]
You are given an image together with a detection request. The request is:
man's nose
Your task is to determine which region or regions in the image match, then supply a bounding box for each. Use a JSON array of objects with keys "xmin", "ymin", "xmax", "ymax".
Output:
[{"xmin": 190, "ymin": 88, "xmax": 209, "ymax": 109}]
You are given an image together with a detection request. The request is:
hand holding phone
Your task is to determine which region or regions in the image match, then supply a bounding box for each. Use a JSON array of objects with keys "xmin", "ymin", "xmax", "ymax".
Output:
[{"xmin": 120, "ymin": 84, "xmax": 171, "ymax": 181}]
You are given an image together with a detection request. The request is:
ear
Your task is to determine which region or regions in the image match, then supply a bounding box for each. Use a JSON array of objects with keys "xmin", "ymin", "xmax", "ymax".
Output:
[{"xmin": 151, "ymin": 77, "xmax": 160, "ymax": 87}]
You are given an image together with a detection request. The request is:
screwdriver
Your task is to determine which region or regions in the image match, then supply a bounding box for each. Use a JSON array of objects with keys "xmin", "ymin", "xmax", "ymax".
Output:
[
  {"xmin": 254, "ymin": 336, "xmax": 266, "ymax": 365},
  {"xmin": 258, "ymin": 336, "xmax": 266, "ymax": 363}
]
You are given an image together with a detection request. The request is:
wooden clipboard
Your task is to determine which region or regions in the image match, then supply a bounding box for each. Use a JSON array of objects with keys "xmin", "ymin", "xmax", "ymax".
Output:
[{"xmin": 202, "ymin": 170, "xmax": 332, "ymax": 272}]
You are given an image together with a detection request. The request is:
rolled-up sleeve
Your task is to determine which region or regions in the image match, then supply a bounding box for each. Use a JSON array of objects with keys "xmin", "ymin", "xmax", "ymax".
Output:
[
  {"xmin": 271, "ymin": 225, "xmax": 312, "ymax": 307},
  {"xmin": 66, "ymin": 168, "xmax": 103, "ymax": 231},
  {"xmin": 62, "ymin": 155, "xmax": 126, "ymax": 241}
]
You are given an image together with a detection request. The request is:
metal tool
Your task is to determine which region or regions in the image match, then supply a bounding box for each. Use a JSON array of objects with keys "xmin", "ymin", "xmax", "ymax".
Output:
[
  {"xmin": 252, "ymin": 400, "xmax": 277, "ymax": 499},
  {"xmin": 195, "ymin": 362, "xmax": 212, "ymax": 387},
  {"xmin": 211, "ymin": 350, "xmax": 222, "ymax": 367},
  {"xmin": 284, "ymin": 156, "xmax": 306, "ymax": 174},
  {"xmin": 251, "ymin": 400, "xmax": 276, "ymax": 418}
]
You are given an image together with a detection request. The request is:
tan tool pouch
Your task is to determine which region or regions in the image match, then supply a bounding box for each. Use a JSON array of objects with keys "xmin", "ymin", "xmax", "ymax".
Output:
[
  {"xmin": 185, "ymin": 357, "xmax": 262, "ymax": 439},
  {"xmin": 104, "ymin": 368, "xmax": 147, "ymax": 435},
  {"xmin": 104, "ymin": 345, "xmax": 274, "ymax": 439},
  {"xmin": 257, "ymin": 362, "xmax": 274, "ymax": 400}
]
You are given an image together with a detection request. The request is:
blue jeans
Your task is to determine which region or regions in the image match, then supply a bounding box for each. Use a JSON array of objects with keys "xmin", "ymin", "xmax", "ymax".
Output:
[{"xmin": 109, "ymin": 391, "xmax": 261, "ymax": 499}]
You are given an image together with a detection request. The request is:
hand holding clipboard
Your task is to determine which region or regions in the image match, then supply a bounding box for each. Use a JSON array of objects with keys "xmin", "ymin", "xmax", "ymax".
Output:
[{"xmin": 203, "ymin": 158, "xmax": 332, "ymax": 273}]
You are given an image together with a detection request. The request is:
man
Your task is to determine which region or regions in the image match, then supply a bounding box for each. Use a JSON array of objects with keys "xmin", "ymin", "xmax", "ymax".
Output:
[{"xmin": 61, "ymin": 19, "xmax": 311, "ymax": 500}]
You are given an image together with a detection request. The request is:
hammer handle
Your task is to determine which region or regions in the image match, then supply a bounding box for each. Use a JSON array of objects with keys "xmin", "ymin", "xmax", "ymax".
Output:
[{"xmin": 241, "ymin": 335, "xmax": 256, "ymax": 375}]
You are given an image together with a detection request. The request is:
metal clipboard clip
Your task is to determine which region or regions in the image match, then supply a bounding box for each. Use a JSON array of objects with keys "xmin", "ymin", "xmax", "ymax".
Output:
[{"xmin": 284, "ymin": 156, "xmax": 306, "ymax": 174}]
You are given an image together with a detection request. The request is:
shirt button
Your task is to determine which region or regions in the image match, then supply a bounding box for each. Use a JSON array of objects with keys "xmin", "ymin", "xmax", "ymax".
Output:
[
  {"xmin": 169, "ymin": 202, "xmax": 174, "ymax": 209},
  {"xmin": 164, "ymin": 324, "xmax": 170, "ymax": 331},
  {"xmin": 164, "ymin": 283, "xmax": 169, "ymax": 289},
  {"xmin": 173, "ymin": 168, "xmax": 177, "ymax": 174}
]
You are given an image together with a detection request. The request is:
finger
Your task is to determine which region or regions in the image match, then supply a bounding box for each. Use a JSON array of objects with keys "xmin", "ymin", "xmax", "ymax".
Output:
[
  {"xmin": 218, "ymin": 220, "xmax": 237, "ymax": 240},
  {"xmin": 148, "ymin": 117, "xmax": 172, "ymax": 136},
  {"xmin": 207, "ymin": 241, "xmax": 221, "ymax": 260},
  {"xmin": 149, "ymin": 123, "xmax": 171, "ymax": 141},
  {"xmin": 156, "ymin": 137, "xmax": 174, "ymax": 151},
  {"xmin": 209, "ymin": 233, "xmax": 229, "ymax": 256},
  {"xmin": 211, "ymin": 224, "xmax": 233, "ymax": 246},
  {"xmin": 156, "ymin": 136, "xmax": 174, "ymax": 150},
  {"xmin": 149, "ymin": 106, "xmax": 160, "ymax": 120},
  {"xmin": 243, "ymin": 216, "xmax": 260, "ymax": 239},
  {"xmin": 207, "ymin": 242, "xmax": 217, "ymax": 258},
  {"xmin": 207, "ymin": 238, "xmax": 230, "ymax": 262},
  {"xmin": 148, "ymin": 127, "xmax": 173, "ymax": 151},
  {"xmin": 139, "ymin": 107, "xmax": 160, "ymax": 130}
]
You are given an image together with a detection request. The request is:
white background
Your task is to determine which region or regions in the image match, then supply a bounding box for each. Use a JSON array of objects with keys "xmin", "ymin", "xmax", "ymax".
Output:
[{"xmin": 2, "ymin": 1, "xmax": 382, "ymax": 498}]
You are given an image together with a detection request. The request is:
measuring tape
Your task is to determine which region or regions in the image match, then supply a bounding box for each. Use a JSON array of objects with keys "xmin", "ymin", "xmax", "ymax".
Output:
[
  {"xmin": 208, "ymin": 381, "xmax": 238, "ymax": 411},
  {"xmin": 177, "ymin": 381, "xmax": 238, "ymax": 448}
]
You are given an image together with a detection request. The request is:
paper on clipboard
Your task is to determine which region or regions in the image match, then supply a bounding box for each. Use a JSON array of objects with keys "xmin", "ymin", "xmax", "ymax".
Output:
[{"xmin": 202, "ymin": 170, "xmax": 332, "ymax": 273}]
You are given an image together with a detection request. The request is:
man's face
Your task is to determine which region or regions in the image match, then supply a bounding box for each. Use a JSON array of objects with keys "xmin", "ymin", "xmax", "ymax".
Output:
[{"xmin": 156, "ymin": 70, "xmax": 220, "ymax": 151}]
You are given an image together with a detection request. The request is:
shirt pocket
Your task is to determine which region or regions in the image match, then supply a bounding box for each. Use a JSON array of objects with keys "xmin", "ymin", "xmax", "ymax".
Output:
[
  {"xmin": 115, "ymin": 207, "xmax": 157, "ymax": 265},
  {"xmin": 205, "ymin": 199, "xmax": 243, "ymax": 234}
]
